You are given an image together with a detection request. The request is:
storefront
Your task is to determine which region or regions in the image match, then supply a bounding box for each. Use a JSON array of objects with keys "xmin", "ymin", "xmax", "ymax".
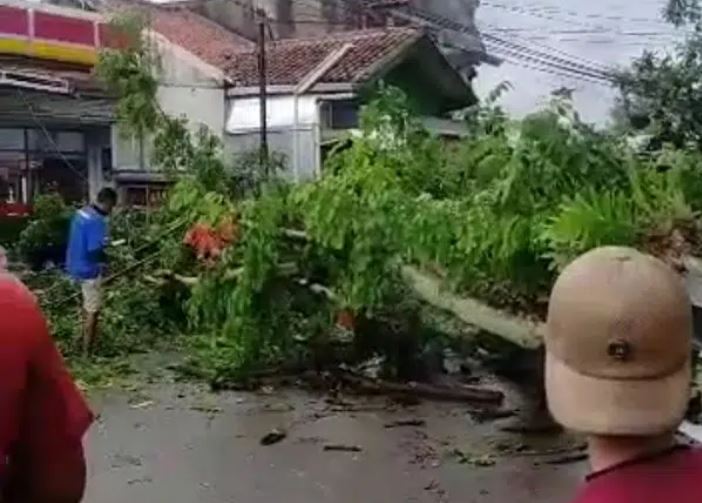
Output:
[
  {"xmin": 0, "ymin": 0, "xmax": 117, "ymax": 213},
  {"xmin": 0, "ymin": 126, "xmax": 89, "ymax": 205},
  {"xmin": 0, "ymin": 80, "xmax": 114, "ymax": 206}
]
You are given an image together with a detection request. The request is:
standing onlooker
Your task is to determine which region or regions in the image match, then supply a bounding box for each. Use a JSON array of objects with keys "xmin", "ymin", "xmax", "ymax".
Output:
[
  {"xmin": 546, "ymin": 246, "xmax": 702, "ymax": 503},
  {"xmin": 66, "ymin": 187, "xmax": 117, "ymax": 355},
  {"xmin": 0, "ymin": 269, "xmax": 93, "ymax": 502}
]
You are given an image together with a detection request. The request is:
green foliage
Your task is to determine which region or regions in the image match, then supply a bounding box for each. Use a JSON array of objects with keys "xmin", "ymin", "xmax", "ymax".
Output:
[
  {"xmin": 18, "ymin": 194, "xmax": 71, "ymax": 269},
  {"xmin": 665, "ymin": 0, "xmax": 701, "ymax": 26},
  {"xmin": 297, "ymin": 87, "xmax": 425, "ymax": 311},
  {"xmin": 97, "ymin": 12, "xmax": 160, "ymax": 139},
  {"xmin": 298, "ymin": 86, "xmax": 696, "ymax": 317},
  {"xmin": 230, "ymin": 150, "xmax": 288, "ymax": 198},
  {"xmin": 617, "ymin": 0, "xmax": 702, "ymax": 150},
  {"xmin": 459, "ymin": 81, "xmax": 512, "ymax": 137},
  {"xmin": 0, "ymin": 217, "xmax": 28, "ymax": 247},
  {"xmin": 47, "ymin": 50, "xmax": 702, "ymax": 387},
  {"xmin": 31, "ymin": 210, "xmax": 182, "ymax": 384},
  {"xmin": 540, "ymin": 190, "xmax": 639, "ymax": 269},
  {"xmin": 186, "ymin": 186, "xmax": 299, "ymax": 380}
]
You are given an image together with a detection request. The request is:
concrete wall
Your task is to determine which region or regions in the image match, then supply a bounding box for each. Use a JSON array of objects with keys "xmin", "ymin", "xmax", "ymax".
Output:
[
  {"xmin": 226, "ymin": 95, "xmax": 322, "ymax": 180},
  {"xmin": 85, "ymin": 126, "xmax": 111, "ymax": 200},
  {"xmin": 224, "ymin": 128, "xmax": 314, "ymax": 181},
  {"xmin": 199, "ymin": 0, "xmax": 353, "ymax": 40},
  {"xmin": 112, "ymin": 33, "xmax": 226, "ymax": 172},
  {"xmin": 156, "ymin": 34, "xmax": 227, "ymax": 135}
]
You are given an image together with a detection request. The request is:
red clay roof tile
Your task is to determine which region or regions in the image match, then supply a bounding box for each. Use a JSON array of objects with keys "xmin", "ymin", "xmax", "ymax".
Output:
[
  {"xmin": 148, "ymin": 8, "xmax": 253, "ymax": 70},
  {"xmin": 226, "ymin": 28, "xmax": 422, "ymax": 87}
]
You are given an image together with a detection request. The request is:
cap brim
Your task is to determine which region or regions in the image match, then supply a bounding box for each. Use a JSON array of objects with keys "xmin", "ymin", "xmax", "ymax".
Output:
[{"xmin": 546, "ymin": 353, "xmax": 691, "ymax": 436}]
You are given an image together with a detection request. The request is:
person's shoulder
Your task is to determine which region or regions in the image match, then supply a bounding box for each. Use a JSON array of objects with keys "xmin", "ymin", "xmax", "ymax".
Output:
[
  {"xmin": 571, "ymin": 447, "xmax": 702, "ymax": 503},
  {"xmin": 0, "ymin": 275, "xmax": 46, "ymax": 347},
  {"xmin": 680, "ymin": 446, "xmax": 702, "ymax": 467},
  {"xmin": 0, "ymin": 273, "xmax": 36, "ymax": 305}
]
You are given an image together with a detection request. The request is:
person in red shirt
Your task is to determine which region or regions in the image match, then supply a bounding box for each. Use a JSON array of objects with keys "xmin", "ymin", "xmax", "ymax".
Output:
[
  {"xmin": 545, "ymin": 247, "xmax": 702, "ymax": 503},
  {"xmin": 0, "ymin": 273, "xmax": 93, "ymax": 502}
]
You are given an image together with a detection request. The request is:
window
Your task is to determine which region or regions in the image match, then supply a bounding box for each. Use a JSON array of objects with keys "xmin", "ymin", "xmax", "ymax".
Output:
[
  {"xmin": 27, "ymin": 129, "xmax": 85, "ymax": 155},
  {"xmin": 0, "ymin": 127, "xmax": 89, "ymax": 205},
  {"xmin": 321, "ymin": 99, "xmax": 359, "ymax": 130},
  {"xmin": 0, "ymin": 129, "xmax": 24, "ymax": 150},
  {"xmin": 121, "ymin": 184, "xmax": 170, "ymax": 210}
]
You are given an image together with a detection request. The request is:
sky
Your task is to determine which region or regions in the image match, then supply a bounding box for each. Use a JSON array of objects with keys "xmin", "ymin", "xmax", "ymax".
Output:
[{"xmin": 472, "ymin": 0, "xmax": 688, "ymax": 125}]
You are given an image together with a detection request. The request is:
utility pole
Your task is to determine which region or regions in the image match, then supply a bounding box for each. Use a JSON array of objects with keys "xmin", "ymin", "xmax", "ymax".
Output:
[{"xmin": 257, "ymin": 18, "xmax": 269, "ymax": 176}]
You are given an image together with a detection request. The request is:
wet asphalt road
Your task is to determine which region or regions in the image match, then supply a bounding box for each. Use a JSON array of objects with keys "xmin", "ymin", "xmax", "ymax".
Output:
[{"xmin": 84, "ymin": 383, "xmax": 586, "ymax": 503}]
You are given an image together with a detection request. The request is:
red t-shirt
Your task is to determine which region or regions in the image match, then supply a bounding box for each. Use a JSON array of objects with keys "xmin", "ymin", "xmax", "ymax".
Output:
[
  {"xmin": 573, "ymin": 446, "xmax": 702, "ymax": 503},
  {"xmin": 0, "ymin": 275, "xmax": 93, "ymax": 488}
]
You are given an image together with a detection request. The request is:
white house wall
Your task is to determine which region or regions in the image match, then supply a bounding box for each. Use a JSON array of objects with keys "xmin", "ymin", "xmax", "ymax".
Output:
[
  {"xmin": 226, "ymin": 95, "xmax": 321, "ymax": 180},
  {"xmin": 112, "ymin": 32, "xmax": 226, "ymax": 172},
  {"xmin": 224, "ymin": 128, "xmax": 318, "ymax": 181},
  {"xmin": 227, "ymin": 95, "xmax": 318, "ymax": 133},
  {"xmin": 155, "ymin": 33, "xmax": 226, "ymax": 137}
]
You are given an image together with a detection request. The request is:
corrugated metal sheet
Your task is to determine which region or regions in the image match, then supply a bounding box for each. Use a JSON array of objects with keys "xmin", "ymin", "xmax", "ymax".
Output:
[{"xmin": 0, "ymin": 89, "xmax": 114, "ymax": 125}]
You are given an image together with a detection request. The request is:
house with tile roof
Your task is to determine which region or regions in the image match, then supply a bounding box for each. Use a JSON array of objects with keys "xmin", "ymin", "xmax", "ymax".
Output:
[
  {"xmin": 106, "ymin": 1, "xmax": 475, "ymax": 181},
  {"xmin": 196, "ymin": 0, "xmax": 488, "ymax": 75},
  {"xmin": 0, "ymin": 0, "xmax": 249, "ymax": 208},
  {"xmin": 1, "ymin": 0, "xmax": 475, "ymax": 204},
  {"xmin": 223, "ymin": 26, "xmax": 475, "ymax": 178},
  {"xmin": 101, "ymin": 1, "xmax": 253, "ymax": 204}
]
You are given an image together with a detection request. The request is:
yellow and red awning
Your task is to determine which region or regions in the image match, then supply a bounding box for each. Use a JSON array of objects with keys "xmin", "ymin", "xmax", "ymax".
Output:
[{"xmin": 0, "ymin": 3, "xmax": 112, "ymax": 66}]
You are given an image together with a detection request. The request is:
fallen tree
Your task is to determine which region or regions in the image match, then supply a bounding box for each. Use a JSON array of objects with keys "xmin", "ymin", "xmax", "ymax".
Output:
[
  {"xmin": 402, "ymin": 266, "xmax": 543, "ymax": 350},
  {"xmin": 87, "ymin": 26, "xmax": 702, "ymax": 384}
]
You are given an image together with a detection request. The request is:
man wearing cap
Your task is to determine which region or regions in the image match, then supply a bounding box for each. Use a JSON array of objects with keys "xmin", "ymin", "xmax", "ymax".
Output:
[{"xmin": 546, "ymin": 246, "xmax": 702, "ymax": 503}]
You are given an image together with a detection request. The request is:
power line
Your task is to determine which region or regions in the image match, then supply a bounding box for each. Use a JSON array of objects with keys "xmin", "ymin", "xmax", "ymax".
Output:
[
  {"xmin": 481, "ymin": 1, "xmax": 670, "ymax": 28},
  {"xmin": 485, "ymin": 46, "xmax": 614, "ymax": 85},
  {"xmin": 314, "ymin": 0, "xmax": 613, "ymax": 76},
  {"xmin": 476, "ymin": 23, "xmax": 616, "ymax": 72},
  {"xmin": 482, "ymin": 43, "xmax": 613, "ymax": 83},
  {"xmin": 481, "ymin": 32, "xmax": 614, "ymax": 78},
  {"xmin": 479, "ymin": 1, "xmax": 669, "ymax": 35},
  {"xmin": 400, "ymin": 6, "xmax": 614, "ymax": 79},
  {"xmin": 16, "ymin": 89, "xmax": 89, "ymax": 183},
  {"xmin": 288, "ymin": 0, "xmax": 616, "ymax": 83},
  {"xmin": 319, "ymin": 0, "xmax": 616, "ymax": 83},
  {"xmin": 437, "ymin": 38, "xmax": 611, "ymax": 86}
]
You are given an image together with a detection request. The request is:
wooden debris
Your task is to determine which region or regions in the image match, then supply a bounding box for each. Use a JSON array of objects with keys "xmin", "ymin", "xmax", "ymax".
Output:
[
  {"xmin": 384, "ymin": 419, "xmax": 427, "ymax": 429},
  {"xmin": 260, "ymin": 428, "xmax": 287, "ymax": 446},
  {"xmin": 470, "ymin": 408, "xmax": 516, "ymax": 423},
  {"xmin": 324, "ymin": 444, "xmax": 363, "ymax": 453},
  {"xmin": 336, "ymin": 371, "xmax": 503, "ymax": 406},
  {"xmin": 544, "ymin": 453, "xmax": 588, "ymax": 465}
]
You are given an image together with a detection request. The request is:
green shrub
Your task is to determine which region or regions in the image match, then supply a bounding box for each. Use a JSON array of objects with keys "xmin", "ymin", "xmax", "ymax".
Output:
[
  {"xmin": 540, "ymin": 190, "xmax": 639, "ymax": 270},
  {"xmin": 18, "ymin": 194, "xmax": 72, "ymax": 269},
  {"xmin": 0, "ymin": 217, "xmax": 29, "ymax": 246}
]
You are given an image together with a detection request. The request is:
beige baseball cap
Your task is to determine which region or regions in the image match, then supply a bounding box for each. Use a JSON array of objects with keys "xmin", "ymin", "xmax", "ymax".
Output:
[{"xmin": 545, "ymin": 246, "xmax": 693, "ymax": 436}]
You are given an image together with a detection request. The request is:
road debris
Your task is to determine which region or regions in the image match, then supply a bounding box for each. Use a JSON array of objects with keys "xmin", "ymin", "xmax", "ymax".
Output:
[
  {"xmin": 544, "ymin": 453, "xmax": 588, "ymax": 465},
  {"xmin": 129, "ymin": 400, "xmax": 155, "ymax": 410},
  {"xmin": 260, "ymin": 428, "xmax": 287, "ymax": 446},
  {"xmin": 470, "ymin": 408, "xmax": 516, "ymax": 423},
  {"xmin": 336, "ymin": 370, "xmax": 504, "ymax": 405},
  {"xmin": 323, "ymin": 444, "xmax": 363, "ymax": 452},
  {"xmin": 451, "ymin": 449, "xmax": 497, "ymax": 467},
  {"xmin": 384, "ymin": 419, "xmax": 427, "ymax": 429}
]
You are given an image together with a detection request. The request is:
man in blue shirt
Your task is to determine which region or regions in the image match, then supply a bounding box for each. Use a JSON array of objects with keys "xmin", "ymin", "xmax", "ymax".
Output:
[{"xmin": 66, "ymin": 188, "xmax": 117, "ymax": 355}]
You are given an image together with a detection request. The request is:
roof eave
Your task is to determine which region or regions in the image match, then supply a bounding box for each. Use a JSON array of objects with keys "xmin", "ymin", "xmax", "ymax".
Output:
[
  {"xmin": 226, "ymin": 82, "xmax": 356, "ymax": 98},
  {"xmin": 351, "ymin": 29, "xmax": 425, "ymax": 85}
]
